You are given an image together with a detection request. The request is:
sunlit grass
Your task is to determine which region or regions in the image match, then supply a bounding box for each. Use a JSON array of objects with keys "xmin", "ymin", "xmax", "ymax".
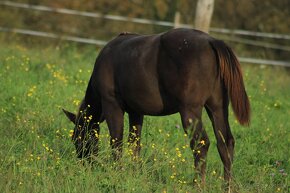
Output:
[{"xmin": 0, "ymin": 38, "xmax": 289, "ymax": 192}]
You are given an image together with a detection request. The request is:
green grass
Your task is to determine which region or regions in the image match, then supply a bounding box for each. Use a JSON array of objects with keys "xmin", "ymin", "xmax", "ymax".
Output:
[{"xmin": 0, "ymin": 38, "xmax": 289, "ymax": 193}]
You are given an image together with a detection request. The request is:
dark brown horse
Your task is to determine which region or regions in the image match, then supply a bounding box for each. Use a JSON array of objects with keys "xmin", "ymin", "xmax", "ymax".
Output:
[{"xmin": 63, "ymin": 28, "xmax": 250, "ymax": 187}]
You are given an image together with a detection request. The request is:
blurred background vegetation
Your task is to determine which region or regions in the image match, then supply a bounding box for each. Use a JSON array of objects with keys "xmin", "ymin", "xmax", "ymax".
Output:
[{"xmin": 0, "ymin": 0, "xmax": 289, "ymax": 61}]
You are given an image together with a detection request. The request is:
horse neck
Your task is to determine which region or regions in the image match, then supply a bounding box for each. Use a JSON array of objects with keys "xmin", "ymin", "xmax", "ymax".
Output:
[{"xmin": 80, "ymin": 81, "xmax": 99, "ymax": 117}]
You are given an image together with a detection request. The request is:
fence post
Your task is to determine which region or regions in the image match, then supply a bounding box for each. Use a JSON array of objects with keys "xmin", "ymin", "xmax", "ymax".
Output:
[
  {"xmin": 174, "ymin": 12, "xmax": 180, "ymax": 28},
  {"xmin": 194, "ymin": 0, "xmax": 215, "ymax": 33}
]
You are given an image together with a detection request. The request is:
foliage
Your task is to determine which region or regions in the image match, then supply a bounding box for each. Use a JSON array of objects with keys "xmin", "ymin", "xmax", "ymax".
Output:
[
  {"xmin": 3, "ymin": 0, "xmax": 289, "ymax": 33},
  {"xmin": 0, "ymin": 37, "xmax": 289, "ymax": 192},
  {"xmin": 1, "ymin": 0, "xmax": 289, "ymax": 62}
]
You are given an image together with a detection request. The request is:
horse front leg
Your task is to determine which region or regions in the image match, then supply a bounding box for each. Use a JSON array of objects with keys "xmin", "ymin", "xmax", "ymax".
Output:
[
  {"xmin": 128, "ymin": 113, "xmax": 144, "ymax": 157},
  {"xmin": 102, "ymin": 99, "xmax": 124, "ymax": 160}
]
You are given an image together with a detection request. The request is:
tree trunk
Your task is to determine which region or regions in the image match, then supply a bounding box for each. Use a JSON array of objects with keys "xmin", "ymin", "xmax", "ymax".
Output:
[{"xmin": 194, "ymin": 0, "xmax": 215, "ymax": 33}]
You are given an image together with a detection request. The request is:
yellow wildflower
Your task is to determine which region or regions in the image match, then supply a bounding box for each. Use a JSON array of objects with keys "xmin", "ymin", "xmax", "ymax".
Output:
[
  {"xmin": 69, "ymin": 130, "xmax": 74, "ymax": 137},
  {"xmin": 200, "ymin": 140, "xmax": 205, "ymax": 145}
]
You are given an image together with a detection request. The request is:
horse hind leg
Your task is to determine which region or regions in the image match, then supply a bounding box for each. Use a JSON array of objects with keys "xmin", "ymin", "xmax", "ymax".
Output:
[
  {"xmin": 206, "ymin": 95, "xmax": 235, "ymax": 191},
  {"xmin": 180, "ymin": 107, "xmax": 210, "ymax": 185}
]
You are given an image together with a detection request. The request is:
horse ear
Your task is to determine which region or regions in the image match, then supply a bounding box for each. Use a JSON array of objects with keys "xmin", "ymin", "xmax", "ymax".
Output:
[{"xmin": 62, "ymin": 109, "xmax": 76, "ymax": 124}]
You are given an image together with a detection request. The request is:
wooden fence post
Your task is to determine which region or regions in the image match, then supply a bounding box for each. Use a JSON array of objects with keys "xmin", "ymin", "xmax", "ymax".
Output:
[
  {"xmin": 194, "ymin": 0, "xmax": 215, "ymax": 33},
  {"xmin": 174, "ymin": 11, "xmax": 180, "ymax": 28}
]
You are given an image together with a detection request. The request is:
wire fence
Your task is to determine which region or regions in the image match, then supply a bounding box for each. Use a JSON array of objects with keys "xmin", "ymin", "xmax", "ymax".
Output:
[
  {"xmin": 1, "ymin": 1, "xmax": 290, "ymax": 40},
  {"xmin": 1, "ymin": 26, "xmax": 289, "ymax": 67},
  {"xmin": 0, "ymin": 27, "xmax": 107, "ymax": 46},
  {"xmin": 1, "ymin": 0, "xmax": 290, "ymax": 67}
]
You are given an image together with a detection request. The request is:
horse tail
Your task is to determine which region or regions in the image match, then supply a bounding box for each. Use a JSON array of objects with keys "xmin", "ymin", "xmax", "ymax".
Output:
[{"xmin": 209, "ymin": 39, "xmax": 250, "ymax": 126}]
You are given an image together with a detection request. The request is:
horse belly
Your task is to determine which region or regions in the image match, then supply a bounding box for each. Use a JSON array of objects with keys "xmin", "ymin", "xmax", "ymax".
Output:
[
  {"xmin": 123, "ymin": 90, "xmax": 179, "ymax": 116},
  {"xmin": 118, "ymin": 73, "xmax": 179, "ymax": 116}
]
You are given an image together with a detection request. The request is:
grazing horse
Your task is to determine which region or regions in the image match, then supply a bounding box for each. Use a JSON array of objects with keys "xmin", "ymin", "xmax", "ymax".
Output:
[{"xmin": 63, "ymin": 28, "xmax": 250, "ymax": 187}]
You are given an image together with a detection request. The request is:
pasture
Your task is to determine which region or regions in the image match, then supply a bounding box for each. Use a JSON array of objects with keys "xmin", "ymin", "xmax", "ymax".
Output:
[{"xmin": 0, "ymin": 38, "xmax": 289, "ymax": 193}]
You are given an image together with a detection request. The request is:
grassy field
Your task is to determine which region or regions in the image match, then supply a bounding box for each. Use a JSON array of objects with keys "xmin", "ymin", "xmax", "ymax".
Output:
[{"xmin": 0, "ymin": 38, "xmax": 289, "ymax": 193}]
